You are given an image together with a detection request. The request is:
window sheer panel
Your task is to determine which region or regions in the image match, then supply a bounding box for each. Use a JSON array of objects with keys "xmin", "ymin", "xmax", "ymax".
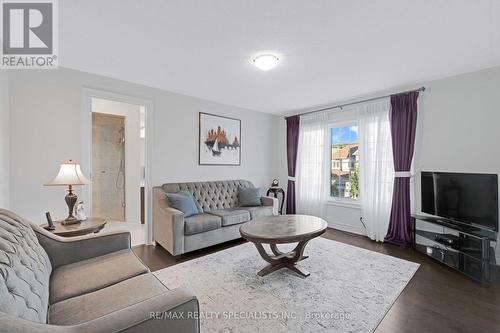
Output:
[
  {"xmin": 296, "ymin": 113, "xmax": 330, "ymax": 218},
  {"xmin": 358, "ymin": 98, "xmax": 394, "ymax": 241}
]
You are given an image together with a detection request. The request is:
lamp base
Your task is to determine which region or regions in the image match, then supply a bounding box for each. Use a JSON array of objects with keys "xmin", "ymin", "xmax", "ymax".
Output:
[
  {"xmin": 61, "ymin": 216, "xmax": 81, "ymax": 225},
  {"xmin": 63, "ymin": 185, "xmax": 81, "ymax": 225}
]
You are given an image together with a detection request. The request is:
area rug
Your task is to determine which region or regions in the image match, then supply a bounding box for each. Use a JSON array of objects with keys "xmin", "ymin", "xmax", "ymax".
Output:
[{"xmin": 154, "ymin": 238, "xmax": 419, "ymax": 332}]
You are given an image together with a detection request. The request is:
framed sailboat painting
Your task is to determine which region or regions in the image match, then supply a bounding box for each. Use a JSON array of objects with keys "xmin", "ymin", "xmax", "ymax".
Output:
[{"xmin": 199, "ymin": 112, "xmax": 241, "ymax": 165}]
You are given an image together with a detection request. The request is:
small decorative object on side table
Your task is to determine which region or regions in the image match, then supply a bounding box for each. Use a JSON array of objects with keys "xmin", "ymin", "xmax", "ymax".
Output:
[
  {"xmin": 42, "ymin": 217, "xmax": 107, "ymax": 237},
  {"xmin": 266, "ymin": 179, "xmax": 285, "ymax": 215},
  {"xmin": 44, "ymin": 160, "xmax": 91, "ymax": 225}
]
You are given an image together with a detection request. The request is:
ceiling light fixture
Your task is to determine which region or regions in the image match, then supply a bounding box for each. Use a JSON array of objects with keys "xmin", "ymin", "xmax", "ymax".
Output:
[{"xmin": 252, "ymin": 54, "xmax": 279, "ymax": 71}]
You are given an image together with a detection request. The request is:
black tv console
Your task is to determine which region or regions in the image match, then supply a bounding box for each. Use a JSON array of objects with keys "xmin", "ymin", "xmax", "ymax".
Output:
[{"xmin": 411, "ymin": 214, "xmax": 499, "ymax": 282}]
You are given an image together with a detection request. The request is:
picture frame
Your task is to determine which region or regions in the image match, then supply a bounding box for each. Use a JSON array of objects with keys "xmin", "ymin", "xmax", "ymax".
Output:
[{"xmin": 199, "ymin": 112, "xmax": 241, "ymax": 165}]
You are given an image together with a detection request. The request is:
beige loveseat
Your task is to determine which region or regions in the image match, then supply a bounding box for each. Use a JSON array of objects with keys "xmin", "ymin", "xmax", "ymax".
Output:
[{"xmin": 153, "ymin": 180, "xmax": 278, "ymax": 256}]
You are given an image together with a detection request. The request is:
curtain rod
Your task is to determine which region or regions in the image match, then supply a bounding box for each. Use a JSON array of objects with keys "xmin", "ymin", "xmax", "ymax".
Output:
[{"xmin": 285, "ymin": 86, "xmax": 425, "ymax": 119}]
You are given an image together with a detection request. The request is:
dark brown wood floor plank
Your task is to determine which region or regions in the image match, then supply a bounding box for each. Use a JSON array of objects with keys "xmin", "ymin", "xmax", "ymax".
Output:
[{"xmin": 132, "ymin": 228, "xmax": 500, "ymax": 333}]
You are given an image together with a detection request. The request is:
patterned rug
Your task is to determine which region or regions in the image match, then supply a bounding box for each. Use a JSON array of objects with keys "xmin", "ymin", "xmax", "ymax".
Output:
[{"xmin": 154, "ymin": 237, "xmax": 419, "ymax": 332}]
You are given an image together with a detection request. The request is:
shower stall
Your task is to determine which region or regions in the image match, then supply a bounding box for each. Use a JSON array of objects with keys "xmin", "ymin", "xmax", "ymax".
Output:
[
  {"xmin": 91, "ymin": 112, "xmax": 126, "ymax": 221},
  {"xmin": 88, "ymin": 96, "xmax": 146, "ymax": 245}
]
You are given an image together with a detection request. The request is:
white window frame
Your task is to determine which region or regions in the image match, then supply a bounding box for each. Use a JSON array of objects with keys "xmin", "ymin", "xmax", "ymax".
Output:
[{"xmin": 328, "ymin": 120, "xmax": 360, "ymax": 207}]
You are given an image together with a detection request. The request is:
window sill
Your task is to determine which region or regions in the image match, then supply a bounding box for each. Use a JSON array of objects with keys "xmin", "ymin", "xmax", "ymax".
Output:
[{"xmin": 326, "ymin": 199, "xmax": 361, "ymax": 209}]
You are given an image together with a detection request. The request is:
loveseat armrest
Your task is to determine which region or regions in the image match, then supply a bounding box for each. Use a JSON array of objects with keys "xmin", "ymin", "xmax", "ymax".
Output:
[
  {"xmin": 32, "ymin": 224, "xmax": 131, "ymax": 269},
  {"xmin": 153, "ymin": 186, "xmax": 185, "ymax": 255},
  {"xmin": 261, "ymin": 196, "xmax": 279, "ymax": 216}
]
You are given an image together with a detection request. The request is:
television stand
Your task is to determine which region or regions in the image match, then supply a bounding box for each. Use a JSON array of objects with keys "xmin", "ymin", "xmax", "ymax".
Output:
[{"xmin": 411, "ymin": 214, "xmax": 499, "ymax": 282}]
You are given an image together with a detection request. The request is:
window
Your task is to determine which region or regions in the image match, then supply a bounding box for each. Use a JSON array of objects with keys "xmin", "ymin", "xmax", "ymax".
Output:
[{"xmin": 331, "ymin": 124, "xmax": 359, "ymax": 200}]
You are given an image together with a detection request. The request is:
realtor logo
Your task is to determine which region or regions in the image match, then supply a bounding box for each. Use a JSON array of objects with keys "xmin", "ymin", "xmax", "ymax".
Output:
[{"xmin": 1, "ymin": 0, "xmax": 58, "ymax": 68}]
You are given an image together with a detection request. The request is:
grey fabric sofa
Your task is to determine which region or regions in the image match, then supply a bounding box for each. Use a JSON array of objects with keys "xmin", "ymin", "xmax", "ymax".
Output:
[
  {"xmin": 153, "ymin": 180, "xmax": 278, "ymax": 256},
  {"xmin": 0, "ymin": 209, "xmax": 199, "ymax": 333}
]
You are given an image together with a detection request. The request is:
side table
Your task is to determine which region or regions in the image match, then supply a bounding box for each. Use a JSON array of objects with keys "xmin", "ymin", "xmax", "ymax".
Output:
[
  {"xmin": 41, "ymin": 217, "xmax": 107, "ymax": 237},
  {"xmin": 266, "ymin": 186, "xmax": 285, "ymax": 215}
]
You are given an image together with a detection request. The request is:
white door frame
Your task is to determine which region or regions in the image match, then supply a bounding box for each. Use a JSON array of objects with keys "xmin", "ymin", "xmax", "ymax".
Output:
[{"xmin": 81, "ymin": 87, "xmax": 154, "ymax": 245}]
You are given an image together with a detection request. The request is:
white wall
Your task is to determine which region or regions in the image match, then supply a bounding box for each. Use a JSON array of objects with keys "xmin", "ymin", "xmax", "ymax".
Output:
[
  {"xmin": 92, "ymin": 98, "xmax": 143, "ymax": 224},
  {"xmin": 413, "ymin": 66, "xmax": 500, "ymax": 213},
  {"xmin": 416, "ymin": 66, "xmax": 500, "ymax": 261},
  {"xmin": 275, "ymin": 65, "xmax": 500, "ymax": 236},
  {"xmin": 0, "ymin": 71, "xmax": 9, "ymax": 209},
  {"xmin": 9, "ymin": 68, "xmax": 276, "ymax": 223}
]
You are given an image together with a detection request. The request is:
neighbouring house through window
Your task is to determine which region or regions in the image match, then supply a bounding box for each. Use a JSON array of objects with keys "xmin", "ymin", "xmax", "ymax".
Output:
[{"xmin": 331, "ymin": 124, "xmax": 359, "ymax": 200}]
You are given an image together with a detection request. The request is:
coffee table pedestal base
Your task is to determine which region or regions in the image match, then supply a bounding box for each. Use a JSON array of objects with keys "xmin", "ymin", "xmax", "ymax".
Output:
[{"xmin": 253, "ymin": 241, "xmax": 311, "ymax": 278}]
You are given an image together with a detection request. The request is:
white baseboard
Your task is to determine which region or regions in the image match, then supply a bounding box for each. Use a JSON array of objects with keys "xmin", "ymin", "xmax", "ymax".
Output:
[{"xmin": 327, "ymin": 221, "xmax": 367, "ymax": 236}]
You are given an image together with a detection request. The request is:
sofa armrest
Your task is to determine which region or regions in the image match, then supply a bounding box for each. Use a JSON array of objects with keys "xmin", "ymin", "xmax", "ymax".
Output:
[
  {"xmin": 0, "ymin": 288, "xmax": 199, "ymax": 333},
  {"xmin": 261, "ymin": 196, "xmax": 279, "ymax": 216},
  {"xmin": 32, "ymin": 224, "xmax": 131, "ymax": 269},
  {"xmin": 153, "ymin": 186, "xmax": 185, "ymax": 255},
  {"xmin": 154, "ymin": 207, "xmax": 185, "ymax": 256}
]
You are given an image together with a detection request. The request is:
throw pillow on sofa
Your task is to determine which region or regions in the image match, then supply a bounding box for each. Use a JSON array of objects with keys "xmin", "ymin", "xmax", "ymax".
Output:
[
  {"xmin": 165, "ymin": 191, "xmax": 198, "ymax": 217},
  {"xmin": 238, "ymin": 187, "xmax": 262, "ymax": 207}
]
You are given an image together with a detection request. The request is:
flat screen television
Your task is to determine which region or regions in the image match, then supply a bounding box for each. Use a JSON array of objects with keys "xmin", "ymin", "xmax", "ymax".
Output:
[{"xmin": 421, "ymin": 171, "xmax": 499, "ymax": 232}]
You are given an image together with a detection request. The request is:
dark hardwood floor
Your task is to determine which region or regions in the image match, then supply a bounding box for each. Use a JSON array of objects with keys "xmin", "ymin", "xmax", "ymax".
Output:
[{"xmin": 133, "ymin": 229, "xmax": 500, "ymax": 333}]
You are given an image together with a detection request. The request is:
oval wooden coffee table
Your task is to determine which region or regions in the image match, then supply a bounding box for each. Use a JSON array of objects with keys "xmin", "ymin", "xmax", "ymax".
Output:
[{"xmin": 240, "ymin": 214, "xmax": 327, "ymax": 278}]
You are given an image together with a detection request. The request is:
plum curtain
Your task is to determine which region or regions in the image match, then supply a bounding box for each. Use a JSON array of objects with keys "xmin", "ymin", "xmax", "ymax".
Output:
[
  {"xmin": 286, "ymin": 116, "xmax": 300, "ymax": 214},
  {"xmin": 384, "ymin": 91, "xmax": 419, "ymax": 245}
]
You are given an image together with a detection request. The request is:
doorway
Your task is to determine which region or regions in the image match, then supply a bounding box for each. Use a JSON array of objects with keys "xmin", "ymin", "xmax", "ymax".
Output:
[
  {"xmin": 90, "ymin": 97, "xmax": 147, "ymax": 245},
  {"xmin": 92, "ymin": 112, "xmax": 126, "ymax": 221}
]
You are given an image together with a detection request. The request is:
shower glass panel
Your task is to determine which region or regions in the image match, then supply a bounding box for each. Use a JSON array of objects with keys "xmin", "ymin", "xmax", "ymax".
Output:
[{"xmin": 92, "ymin": 112, "xmax": 126, "ymax": 221}]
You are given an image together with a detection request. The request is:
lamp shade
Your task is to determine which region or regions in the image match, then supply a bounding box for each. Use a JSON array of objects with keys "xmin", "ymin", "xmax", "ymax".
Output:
[{"xmin": 45, "ymin": 160, "xmax": 91, "ymax": 186}]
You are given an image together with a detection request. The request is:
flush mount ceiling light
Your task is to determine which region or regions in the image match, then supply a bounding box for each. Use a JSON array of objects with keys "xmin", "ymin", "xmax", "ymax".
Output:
[{"xmin": 252, "ymin": 54, "xmax": 280, "ymax": 71}]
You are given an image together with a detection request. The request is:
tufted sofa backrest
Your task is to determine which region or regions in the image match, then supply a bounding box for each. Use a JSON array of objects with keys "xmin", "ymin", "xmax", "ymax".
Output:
[
  {"xmin": 0, "ymin": 209, "xmax": 52, "ymax": 323},
  {"xmin": 162, "ymin": 180, "xmax": 254, "ymax": 212}
]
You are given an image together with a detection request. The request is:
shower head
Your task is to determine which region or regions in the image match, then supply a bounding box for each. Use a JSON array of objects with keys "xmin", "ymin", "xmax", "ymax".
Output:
[{"xmin": 117, "ymin": 126, "xmax": 125, "ymax": 144}]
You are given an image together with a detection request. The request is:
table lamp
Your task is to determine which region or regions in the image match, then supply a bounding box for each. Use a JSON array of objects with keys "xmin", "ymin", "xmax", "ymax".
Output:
[{"xmin": 45, "ymin": 160, "xmax": 91, "ymax": 225}]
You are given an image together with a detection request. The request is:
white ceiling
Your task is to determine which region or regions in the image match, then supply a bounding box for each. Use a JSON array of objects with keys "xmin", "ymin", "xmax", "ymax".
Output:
[{"xmin": 60, "ymin": 1, "xmax": 500, "ymax": 114}]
